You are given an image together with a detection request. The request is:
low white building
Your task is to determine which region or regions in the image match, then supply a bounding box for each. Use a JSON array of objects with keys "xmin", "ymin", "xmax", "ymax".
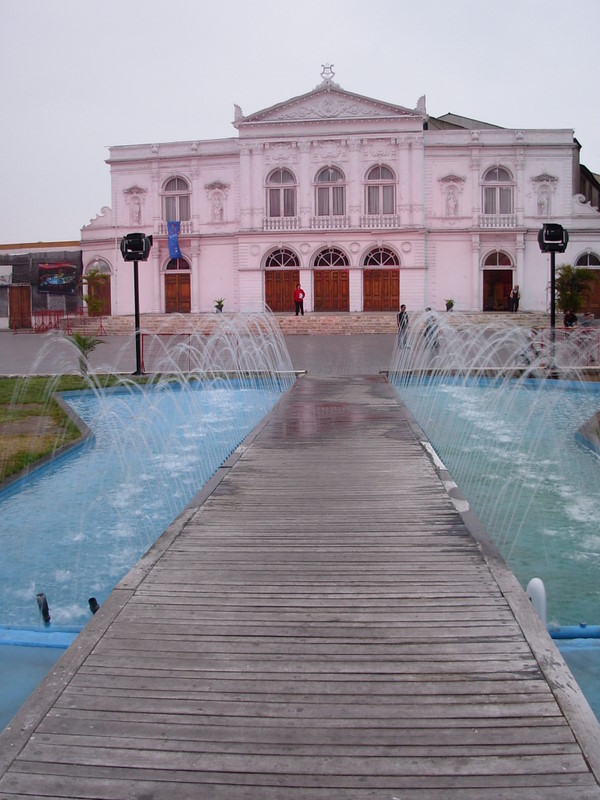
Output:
[{"xmin": 80, "ymin": 67, "xmax": 600, "ymax": 318}]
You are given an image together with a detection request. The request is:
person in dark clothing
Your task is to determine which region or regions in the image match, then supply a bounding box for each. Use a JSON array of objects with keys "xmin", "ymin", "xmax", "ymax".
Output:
[
  {"xmin": 397, "ymin": 304, "xmax": 408, "ymax": 347},
  {"xmin": 424, "ymin": 308, "xmax": 439, "ymax": 349}
]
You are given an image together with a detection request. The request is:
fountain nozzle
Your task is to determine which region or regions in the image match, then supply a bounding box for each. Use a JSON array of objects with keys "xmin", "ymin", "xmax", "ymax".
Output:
[
  {"xmin": 88, "ymin": 597, "xmax": 100, "ymax": 615},
  {"xmin": 36, "ymin": 593, "xmax": 51, "ymax": 625}
]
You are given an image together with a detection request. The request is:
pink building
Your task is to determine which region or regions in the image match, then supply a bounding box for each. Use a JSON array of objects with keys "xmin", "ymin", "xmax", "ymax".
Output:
[{"xmin": 80, "ymin": 67, "xmax": 600, "ymax": 318}]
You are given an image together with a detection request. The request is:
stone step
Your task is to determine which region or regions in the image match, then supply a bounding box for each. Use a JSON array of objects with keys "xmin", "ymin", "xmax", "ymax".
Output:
[{"xmin": 60, "ymin": 311, "xmax": 551, "ymax": 337}]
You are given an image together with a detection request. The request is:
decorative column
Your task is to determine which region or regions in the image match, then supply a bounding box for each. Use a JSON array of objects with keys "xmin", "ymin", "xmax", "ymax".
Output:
[
  {"xmin": 470, "ymin": 136, "xmax": 481, "ymax": 228},
  {"xmin": 250, "ymin": 144, "xmax": 264, "ymax": 230},
  {"xmin": 151, "ymin": 245, "xmax": 161, "ymax": 313},
  {"xmin": 348, "ymin": 138, "xmax": 362, "ymax": 228},
  {"xmin": 298, "ymin": 141, "xmax": 312, "ymax": 228},
  {"xmin": 410, "ymin": 136, "xmax": 426, "ymax": 227},
  {"xmin": 398, "ymin": 138, "xmax": 410, "ymax": 227},
  {"xmin": 191, "ymin": 238, "xmax": 201, "ymax": 312},
  {"xmin": 515, "ymin": 232, "xmax": 525, "ymax": 300},
  {"xmin": 515, "ymin": 141, "xmax": 525, "ymax": 227},
  {"xmin": 471, "ymin": 233, "xmax": 481, "ymax": 310},
  {"xmin": 239, "ymin": 143, "xmax": 252, "ymax": 230}
]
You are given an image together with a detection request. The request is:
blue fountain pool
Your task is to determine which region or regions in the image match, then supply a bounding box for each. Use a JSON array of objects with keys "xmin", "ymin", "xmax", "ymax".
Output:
[
  {"xmin": 391, "ymin": 374, "xmax": 600, "ymax": 720},
  {"xmin": 0, "ymin": 377, "xmax": 291, "ymax": 730}
]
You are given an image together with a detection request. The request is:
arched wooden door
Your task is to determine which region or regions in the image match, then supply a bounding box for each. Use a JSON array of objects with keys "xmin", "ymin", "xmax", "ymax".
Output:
[
  {"xmin": 264, "ymin": 248, "xmax": 301, "ymax": 312},
  {"xmin": 483, "ymin": 252, "xmax": 513, "ymax": 311},
  {"xmin": 85, "ymin": 261, "xmax": 111, "ymax": 316},
  {"xmin": 265, "ymin": 269, "xmax": 299, "ymax": 312},
  {"xmin": 483, "ymin": 270, "xmax": 512, "ymax": 311},
  {"xmin": 313, "ymin": 247, "xmax": 349, "ymax": 312},
  {"xmin": 363, "ymin": 269, "xmax": 399, "ymax": 311},
  {"xmin": 585, "ymin": 275, "xmax": 600, "ymax": 317},
  {"xmin": 314, "ymin": 270, "xmax": 349, "ymax": 311},
  {"xmin": 164, "ymin": 258, "xmax": 191, "ymax": 313}
]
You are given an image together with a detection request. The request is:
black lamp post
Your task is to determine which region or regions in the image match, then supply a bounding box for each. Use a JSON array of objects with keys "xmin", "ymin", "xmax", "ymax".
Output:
[
  {"xmin": 537, "ymin": 223, "xmax": 568, "ymax": 362},
  {"xmin": 120, "ymin": 232, "xmax": 153, "ymax": 376}
]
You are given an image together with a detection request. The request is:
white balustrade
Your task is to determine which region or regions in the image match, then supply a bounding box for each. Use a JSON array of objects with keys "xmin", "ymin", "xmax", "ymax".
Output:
[
  {"xmin": 479, "ymin": 214, "xmax": 517, "ymax": 228},
  {"xmin": 309, "ymin": 215, "xmax": 350, "ymax": 230},
  {"xmin": 263, "ymin": 217, "xmax": 300, "ymax": 231}
]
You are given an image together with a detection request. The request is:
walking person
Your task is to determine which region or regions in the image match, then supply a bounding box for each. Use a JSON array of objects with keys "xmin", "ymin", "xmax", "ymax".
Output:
[
  {"xmin": 293, "ymin": 284, "xmax": 305, "ymax": 316},
  {"xmin": 397, "ymin": 303, "xmax": 409, "ymax": 347},
  {"xmin": 509, "ymin": 285, "xmax": 520, "ymax": 312},
  {"xmin": 424, "ymin": 308, "xmax": 439, "ymax": 350}
]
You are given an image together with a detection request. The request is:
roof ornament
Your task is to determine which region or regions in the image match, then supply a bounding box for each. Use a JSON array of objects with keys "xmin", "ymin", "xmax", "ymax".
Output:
[{"xmin": 320, "ymin": 63, "xmax": 338, "ymax": 89}]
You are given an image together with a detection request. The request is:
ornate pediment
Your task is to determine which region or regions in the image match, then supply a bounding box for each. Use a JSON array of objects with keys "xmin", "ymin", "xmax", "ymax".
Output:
[
  {"xmin": 82, "ymin": 206, "xmax": 112, "ymax": 231},
  {"xmin": 573, "ymin": 194, "xmax": 600, "ymax": 216},
  {"xmin": 235, "ymin": 84, "xmax": 422, "ymax": 128}
]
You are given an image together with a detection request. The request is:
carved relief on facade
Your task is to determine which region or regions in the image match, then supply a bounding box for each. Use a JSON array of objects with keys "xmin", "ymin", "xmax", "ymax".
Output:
[
  {"xmin": 531, "ymin": 173, "xmax": 558, "ymax": 216},
  {"xmin": 124, "ymin": 186, "xmax": 147, "ymax": 225},
  {"xmin": 264, "ymin": 142, "xmax": 297, "ymax": 164},
  {"xmin": 278, "ymin": 96, "xmax": 384, "ymax": 121},
  {"xmin": 205, "ymin": 181, "xmax": 230, "ymax": 223},
  {"xmin": 438, "ymin": 175, "xmax": 465, "ymax": 218},
  {"xmin": 365, "ymin": 138, "xmax": 398, "ymax": 161},
  {"xmin": 312, "ymin": 139, "xmax": 346, "ymax": 162}
]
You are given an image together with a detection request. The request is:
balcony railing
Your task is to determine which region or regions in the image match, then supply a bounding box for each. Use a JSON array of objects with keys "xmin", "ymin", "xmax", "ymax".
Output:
[
  {"xmin": 310, "ymin": 215, "xmax": 350, "ymax": 230},
  {"xmin": 479, "ymin": 214, "xmax": 517, "ymax": 229},
  {"xmin": 263, "ymin": 217, "xmax": 300, "ymax": 231},
  {"xmin": 360, "ymin": 214, "xmax": 400, "ymax": 229},
  {"xmin": 158, "ymin": 220, "xmax": 194, "ymax": 235}
]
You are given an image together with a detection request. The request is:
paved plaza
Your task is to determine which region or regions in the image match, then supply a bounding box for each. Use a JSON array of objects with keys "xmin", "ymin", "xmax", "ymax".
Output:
[{"xmin": 0, "ymin": 330, "xmax": 396, "ymax": 377}]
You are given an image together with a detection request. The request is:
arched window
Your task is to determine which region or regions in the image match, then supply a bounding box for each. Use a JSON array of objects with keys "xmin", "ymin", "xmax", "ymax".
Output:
[
  {"xmin": 166, "ymin": 257, "xmax": 190, "ymax": 270},
  {"xmin": 267, "ymin": 169, "xmax": 296, "ymax": 218},
  {"xmin": 163, "ymin": 177, "xmax": 190, "ymax": 221},
  {"xmin": 363, "ymin": 247, "xmax": 400, "ymax": 267},
  {"xmin": 575, "ymin": 253, "xmax": 600, "ymax": 268},
  {"xmin": 316, "ymin": 167, "xmax": 345, "ymax": 216},
  {"xmin": 265, "ymin": 248, "xmax": 300, "ymax": 268},
  {"xmin": 483, "ymin": 251, "xmax": 512, "ymax": 267},
  {"xmin": 314, "ymin": 247, "xmax": 349, "ymax": 267},
  {"xmin": 366, "ymin": 166, "xmax": 395, "ymax": 215},
  {"xmin": 482, "ymin": 167, "xmax": 513, "ymax": 215}
]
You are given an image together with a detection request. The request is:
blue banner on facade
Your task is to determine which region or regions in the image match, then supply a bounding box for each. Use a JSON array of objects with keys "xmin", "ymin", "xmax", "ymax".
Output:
[{"xmin": 167, "ymin": 221, "xmax": 182, "ymax": 259}]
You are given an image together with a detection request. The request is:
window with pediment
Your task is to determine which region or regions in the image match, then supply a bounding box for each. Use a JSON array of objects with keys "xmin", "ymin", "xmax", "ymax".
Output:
[
  {"xmin": 366, "ymin": 165, "xmax": 395, "ymax": 215},
  {"xmin": 482, "ymin": 167, "xmax": 513, "ymax": 215},
  {"xmin": 267, "ymin": 169, "xmax": 297, "ymax": 218},
  {"xmin": 316, "ymin": 167, "xmax": 346, "ymax": 216},
  {"xmin": 163, "ymin": 177, "xmax": 190, "ymax": 221}
]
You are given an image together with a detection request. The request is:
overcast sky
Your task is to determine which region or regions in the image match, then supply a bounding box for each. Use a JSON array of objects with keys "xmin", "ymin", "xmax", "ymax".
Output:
[{"xmin": 1, "ymin": 0, "xmax": 598, "ymax": 244}]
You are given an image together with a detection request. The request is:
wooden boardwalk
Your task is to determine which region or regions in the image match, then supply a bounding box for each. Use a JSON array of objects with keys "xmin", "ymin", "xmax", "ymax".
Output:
[{"xmin": 1, "ymin": 374, "xmax": 600, "ymax": 798}]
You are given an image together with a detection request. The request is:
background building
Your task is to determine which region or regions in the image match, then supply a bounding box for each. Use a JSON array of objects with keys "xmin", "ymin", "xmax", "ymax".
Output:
[
  {"xmin": 79, "ymin": 68, "xmax": 600, "ymax": 318},
  {"xmin": 0, "ymin": 242, "xmax": 82, "ymax": 330}
]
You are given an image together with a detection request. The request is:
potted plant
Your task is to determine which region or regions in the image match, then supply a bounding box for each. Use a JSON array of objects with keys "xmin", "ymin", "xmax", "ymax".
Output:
[
  {"xmin": 444, "ymin": 298, "xmax": 455, "ymax": 312},
  {"xmin": 214, "ymin": 298, "xmax": 225, "ymax": 313},
  {"xmin": 69, "ymin": 332, "xmax": 104, "ymax": 376}
]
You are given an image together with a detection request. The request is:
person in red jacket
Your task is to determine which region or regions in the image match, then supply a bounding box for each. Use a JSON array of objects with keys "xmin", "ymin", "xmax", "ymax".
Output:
[{"xmin": 293, "ymin": 284, "xmax": 305, "ymax": 316}]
